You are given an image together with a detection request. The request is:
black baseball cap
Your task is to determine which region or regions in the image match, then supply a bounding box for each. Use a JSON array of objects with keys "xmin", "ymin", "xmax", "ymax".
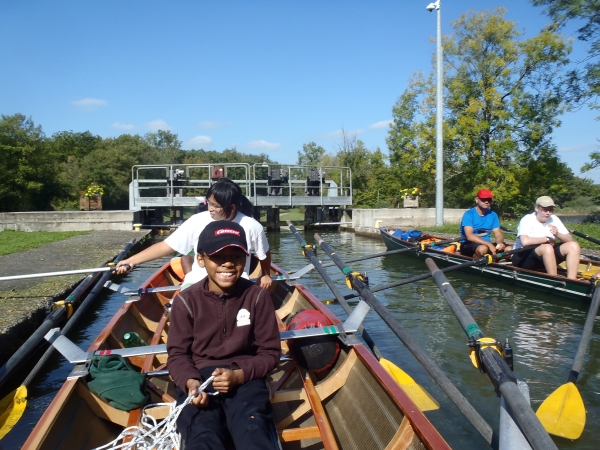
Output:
[{"xmin": 197, "ymin": 220, "xmax": 249, "ymax": 255}]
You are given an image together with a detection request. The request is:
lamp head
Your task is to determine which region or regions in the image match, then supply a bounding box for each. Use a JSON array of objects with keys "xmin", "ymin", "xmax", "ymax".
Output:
[{"xmin": 426, "ymin": 2, "xmax": 438, "ymax": 12}]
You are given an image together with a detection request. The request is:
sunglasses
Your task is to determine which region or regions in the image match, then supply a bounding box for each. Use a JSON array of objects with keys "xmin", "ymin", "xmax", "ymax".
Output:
[
  {"xmin": 538, "ymin": 206, "xmax": 554, "ymax": 213},
  {"xmin": 478, "ymin": 197, "xmax": 493, "ymax": 203}
]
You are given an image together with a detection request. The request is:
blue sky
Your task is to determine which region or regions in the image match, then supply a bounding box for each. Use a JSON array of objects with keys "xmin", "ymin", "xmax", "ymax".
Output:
[{"xmin": 2, "ymin": 1, "xmax": 599, "ymax": 180}]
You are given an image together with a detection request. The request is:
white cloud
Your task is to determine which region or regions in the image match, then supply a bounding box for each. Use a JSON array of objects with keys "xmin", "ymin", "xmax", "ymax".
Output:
[
  {"xmin": 184, "ymin": 135, "xmax": 213, "ymax": 148},
  {"xmin": 246, "ymin": 140, "xmax": 281, "ymax": 151},
  {"xmin": 145, "ymin": 119, "xmax": 172, "ymax": 131},
  {"xmin": 558, "ymin": 143, "xmax": 596, "ymax": 153},
  {"xmin": 199, "ymin": 120, "xmax": 231, "ymax": 129},
  {"xmin": 71, "ymin": 98, "xmax": 108, "ymax": 110},
  {"xmin": 111, "ymin": 122, "xmax": 135, "ymax": 130},
  {"xmin": 323, "ymin": 128, "xmax": 364, "ymax": 140},
  {"xmin": 370, "ymin": 120, "xmax": 393, "ymax": 129}
]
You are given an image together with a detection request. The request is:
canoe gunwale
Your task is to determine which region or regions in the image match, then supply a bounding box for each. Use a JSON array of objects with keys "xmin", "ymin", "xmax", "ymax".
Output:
[{"xmin": 380, "ymin": 227, "xmax": 594, "ymax": 301}]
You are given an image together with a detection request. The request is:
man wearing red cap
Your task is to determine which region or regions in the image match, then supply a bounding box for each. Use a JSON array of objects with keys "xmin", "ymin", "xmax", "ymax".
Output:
[{"xmin": 459, "ymin": 189, "xmax": 511, "ymax": 258}]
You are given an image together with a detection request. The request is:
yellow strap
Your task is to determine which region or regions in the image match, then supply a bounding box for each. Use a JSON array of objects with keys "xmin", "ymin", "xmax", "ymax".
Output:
[
  {"xmin": 469, "ymin": 337, "xmax": 502, "ymax": 369},
  {"xmin": 51, "ymin": 300, "xmax": 74, "ymax": 319},
  {"xmin": 345, "ymin": 272, "xmax": 365, "ymax": 290}
]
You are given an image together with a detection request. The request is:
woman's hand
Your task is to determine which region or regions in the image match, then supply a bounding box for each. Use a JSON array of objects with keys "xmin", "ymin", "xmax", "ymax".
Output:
[
  {"xmin": 258, "ymin": 274, "xmax": 272, "ymax": 290},
  {"xmin": 115, "ymin": 260, "xmax": 135, "ymax": 275}
]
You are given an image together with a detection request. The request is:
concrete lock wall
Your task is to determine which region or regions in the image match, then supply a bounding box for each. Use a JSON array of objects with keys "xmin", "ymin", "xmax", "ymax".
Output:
[
  {"xmin": 351, "ymin": 208, "xmax": 468, "ymax": 229},
  {"xmin": 0, "ymin": 211, "xmax": 136, "ymax": 232}
]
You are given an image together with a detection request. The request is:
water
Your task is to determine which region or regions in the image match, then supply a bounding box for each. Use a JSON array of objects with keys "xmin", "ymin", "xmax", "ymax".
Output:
[{"xmin": 3, "ymin": 230, "xmax": 599, "ymax": 449}]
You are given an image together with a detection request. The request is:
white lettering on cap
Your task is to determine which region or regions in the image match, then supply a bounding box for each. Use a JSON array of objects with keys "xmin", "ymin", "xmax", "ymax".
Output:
[{"xmin": 215, "ymin": 229, "xmax": 241, "ymax": 236}]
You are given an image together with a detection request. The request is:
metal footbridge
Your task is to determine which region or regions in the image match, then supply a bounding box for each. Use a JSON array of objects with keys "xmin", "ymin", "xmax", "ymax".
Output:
[{"xmin": 129, "ymin": 163, "xmax": 352, "ymax": 210}]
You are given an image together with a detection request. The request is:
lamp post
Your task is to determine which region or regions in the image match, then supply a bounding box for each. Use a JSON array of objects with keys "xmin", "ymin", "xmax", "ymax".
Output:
[{"xmin": 426, "ymin": 0, "xmax": 444, "ymax": 226}]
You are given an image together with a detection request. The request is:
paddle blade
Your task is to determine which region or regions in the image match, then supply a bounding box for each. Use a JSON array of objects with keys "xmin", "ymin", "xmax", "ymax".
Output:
[
  {"xmin": 0, "ymin": 385, "xmax": 27, "ymax": 439},
  {"xmin": 536, "ymin": 382, "xmax": 585, "ymax": 439},
  {"xmin": 379, "ymin": 358, "xmax": 439, "ymax": 412}
]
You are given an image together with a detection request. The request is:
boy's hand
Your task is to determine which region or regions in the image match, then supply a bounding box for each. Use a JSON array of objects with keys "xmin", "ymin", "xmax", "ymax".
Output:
[
  {"xmin": 186, "ymin": 379, "xmax": 209, "ymax": 407},
  {"xmin": 212, "ymin": 368, "xmax": 244, "ymax": 393}
]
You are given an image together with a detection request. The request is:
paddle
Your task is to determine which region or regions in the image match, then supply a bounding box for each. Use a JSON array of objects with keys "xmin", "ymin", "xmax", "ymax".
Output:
[
  {"xmin": 0, "ymin": 241, "xmax": 136, "ymax": 439},
  {"xmin": 424, "ymin": 258, "xmax": 558, "ymax": 450},
  {"xmin": 0, "ymin": 264, "xmax": 128, "ymax": 282},
  {"xmin": 314, "ymin": 233, "xmax": 499, "ymax": 448},
  {"xmin": 535, "ymin": 280, "xmax": 600, "ymax": 439},
  {"xmin": 286, "ymin": 221, "xmax": 439, "ymax": 411},
  {"xmin": 569, "ymin": 229, "xmax": 600, "ymax": 247},
  {"xmin": 323, "ymin": 246, "xmax": 537, "ymax": 303}
]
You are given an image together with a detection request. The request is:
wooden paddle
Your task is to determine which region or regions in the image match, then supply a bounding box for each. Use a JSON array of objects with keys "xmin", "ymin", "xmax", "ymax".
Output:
[
  {"xmin": 424, "ymin": 257, "xmax": 558, "ymax": 450},
  {"xmin": 286, "ymin": 221, "xmax": 439, "ymax": 411},
  {"xmin": 314, "ymin": 233, "xmax": 499, "ymax": 447},
  {"xmin": 535, "ymin": 280, "xmax": 600, "ymax": 439}
]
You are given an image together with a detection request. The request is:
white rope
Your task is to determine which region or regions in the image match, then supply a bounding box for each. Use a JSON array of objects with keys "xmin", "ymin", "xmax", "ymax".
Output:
[{"xmin": 93, "ymin": 376, "xmax": 215, "ymax": 450}]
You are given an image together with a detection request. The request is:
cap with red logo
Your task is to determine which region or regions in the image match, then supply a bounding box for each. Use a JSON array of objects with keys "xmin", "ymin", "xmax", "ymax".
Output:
[
  {"xmin": 197, "ymin": 220, "xmax": 249, "ymax": 255},
  {"xmin": 476, "ymin": 189, "xmax": 494, "ymax": 199}
]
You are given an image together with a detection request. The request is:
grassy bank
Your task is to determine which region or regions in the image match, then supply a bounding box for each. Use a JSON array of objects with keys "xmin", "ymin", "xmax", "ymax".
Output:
[
  {"xmin": 419, "ymin": 222, "xmax": 600, "ymax": 250},
  {"xmin": 0, "ymin": 230, "xmax": 90, "ymax": 256}
]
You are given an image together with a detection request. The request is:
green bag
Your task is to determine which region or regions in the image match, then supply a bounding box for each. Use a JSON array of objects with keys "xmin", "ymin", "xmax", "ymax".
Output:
[{"xmin": 87, "ymin": 354, "xmax": 150, "ymax": 411}]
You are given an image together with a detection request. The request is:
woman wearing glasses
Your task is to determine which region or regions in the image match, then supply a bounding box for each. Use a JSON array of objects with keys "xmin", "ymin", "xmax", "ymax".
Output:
[
  {"xmin": 511, "ymin": 196, "xmax": 580, "ymax": 279},
  {"xmin": 116, "ymin": 179, "xmax": 272, "ymax": 289}
]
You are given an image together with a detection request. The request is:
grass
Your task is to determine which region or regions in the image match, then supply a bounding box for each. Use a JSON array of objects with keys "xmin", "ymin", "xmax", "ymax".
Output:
[
  {"xmin": 419, "ymin": 221, "xmax": 600, "ymax": 250},
  {"xmin": 0, "ymin": 230, "xmax": 91, "ymax": 256}
]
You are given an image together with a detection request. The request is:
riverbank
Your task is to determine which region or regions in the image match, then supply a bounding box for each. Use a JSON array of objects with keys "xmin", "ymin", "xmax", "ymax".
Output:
[{"xmin": 0, "ymin": 230, "xmax": 151, "ymax": 365}]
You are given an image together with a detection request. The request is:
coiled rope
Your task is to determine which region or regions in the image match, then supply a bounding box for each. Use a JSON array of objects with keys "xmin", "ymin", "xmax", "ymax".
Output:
[{"xmin": 94, "ymin": 376, "xmax": 215, "ymax": 450}]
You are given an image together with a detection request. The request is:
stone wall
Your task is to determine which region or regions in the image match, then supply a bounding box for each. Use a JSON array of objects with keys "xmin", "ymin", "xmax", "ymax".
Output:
[{"xmin": 0, "ymin": 211, "xmax": 136, "ymax": 232}]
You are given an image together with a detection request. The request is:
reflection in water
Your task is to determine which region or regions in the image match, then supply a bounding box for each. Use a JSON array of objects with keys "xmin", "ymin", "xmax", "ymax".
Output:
[{"xmin": 4, "ymin": 230, "xmax": 598, "ymax": 449}]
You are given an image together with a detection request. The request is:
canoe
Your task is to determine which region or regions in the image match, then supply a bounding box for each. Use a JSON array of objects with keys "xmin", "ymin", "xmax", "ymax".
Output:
[
  {"xmin": 380, "ymin": 227, "xmax": 597, "ymax": 302},
  {"xmin": 22, "ymin": 258, "xmax": 451, "ymax": 450}
]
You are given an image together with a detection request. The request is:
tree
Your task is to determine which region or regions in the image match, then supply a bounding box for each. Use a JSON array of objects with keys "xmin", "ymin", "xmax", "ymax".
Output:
[
  {"xmin": 387, "ymin": 8, "xmax": 576, "ymax": 216},
  {"xmin": 532, "ymin": 0, "xmax": 600, "ymax": 111},
  {"xmin": 297, "ymin": 142, "xmax": 325, "ymax": 165},
  {"xmin": 0, "ymin": 114, "xmax": 61, "ymax": 212}
]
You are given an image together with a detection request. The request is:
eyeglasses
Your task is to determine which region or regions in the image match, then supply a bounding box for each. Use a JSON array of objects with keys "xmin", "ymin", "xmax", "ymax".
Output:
[
  {"xmin": 478, "ymin": 198, "xmax": 493, "ymax": 203},
  {"xmin": 538, "ymin": 206, "xmax": 554, "ymax": 213},
  {"xmin": 207, "ymin": 201, "xmax": 224, "ymax": 211},
  {"xmin": 205, "ymin": 253, "xmax": 246, "ymax": 265}
]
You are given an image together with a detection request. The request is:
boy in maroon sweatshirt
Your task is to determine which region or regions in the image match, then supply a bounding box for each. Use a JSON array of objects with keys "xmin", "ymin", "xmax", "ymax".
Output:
[{"xmin": 167, "ymin": 220, "xmax": 281, "ymax": 450}]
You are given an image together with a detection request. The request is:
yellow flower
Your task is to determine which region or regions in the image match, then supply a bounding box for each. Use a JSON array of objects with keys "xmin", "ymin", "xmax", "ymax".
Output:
[{"xmin": 82, "ymin": 183, "xmax": 104, "ymax": 197}]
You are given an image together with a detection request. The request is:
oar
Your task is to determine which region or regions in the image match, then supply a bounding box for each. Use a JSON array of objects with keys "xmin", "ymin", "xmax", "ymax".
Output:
[
  {"xmin": 0, "ymin": 265, "xmax": 124, "ymax": 282},
  {"xmin": 535, "ymin": 279, "xmax": 600, "ymax": 439},
  {"xmin": 324, "ymin": 246, "xmax": 537, "ymax": 303},
  {"xmin": 314, "ymin": 233, "xmax": 499, "ymax": 448},
  {"xmin": 286, "ymin": 221, "xmax": 438, "ymax": 411},
  {"xmin": 569, "ymin": 229, "xmax": 600, "ymax": 246},
  {"xmin": 0, "ymin": 242, "xmax": 135, "ymax": 439},
  {"xmin": 425, "ymin": 258, "xmax": 558, "ymax": 450}
]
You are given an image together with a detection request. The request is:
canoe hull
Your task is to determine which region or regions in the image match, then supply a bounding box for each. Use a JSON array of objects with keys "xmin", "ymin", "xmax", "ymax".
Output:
[
  {"xmin": 380, "ymin": 227, "xmax": 593, "ymax": 302},
  {"xmin": 23, "ymin": 259, "xmax": 450, "ymax": 450}
]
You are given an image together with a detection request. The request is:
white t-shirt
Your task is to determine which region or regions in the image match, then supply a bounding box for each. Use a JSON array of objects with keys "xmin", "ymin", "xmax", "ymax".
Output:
[
  {"xmin": 514, "ymin": 212, "xmax": 569, "ymax": 249},
  {"xmin": 165, "ymin": 211, "xmax": 269, "ymax": 286}
]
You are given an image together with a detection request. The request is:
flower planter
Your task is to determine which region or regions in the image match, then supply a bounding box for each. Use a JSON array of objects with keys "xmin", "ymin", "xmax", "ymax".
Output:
[
  {"xmin": 403, "ymin": 195, "xmax": 419, "ymax": 208},
  {"xmin": 80, "ymin": 196, "xmax": 102, "ymax": 211}
]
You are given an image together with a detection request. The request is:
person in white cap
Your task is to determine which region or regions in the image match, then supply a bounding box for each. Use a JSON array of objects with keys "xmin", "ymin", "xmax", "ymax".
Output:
[{"xmin": 512, "ymin": 196, "xmax": 580, "ymax": 279}]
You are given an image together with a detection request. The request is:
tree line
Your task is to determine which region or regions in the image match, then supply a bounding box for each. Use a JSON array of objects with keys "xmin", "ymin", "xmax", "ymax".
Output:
[{"xmin": 1, "ymin": 5, "xmax": 599, "ymax": 217}]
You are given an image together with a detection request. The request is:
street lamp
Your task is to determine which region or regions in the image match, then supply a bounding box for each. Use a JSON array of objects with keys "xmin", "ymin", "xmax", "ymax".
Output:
[{"xmin": 426, "ymin": 0, "xmax": 444, "ymax": 226}]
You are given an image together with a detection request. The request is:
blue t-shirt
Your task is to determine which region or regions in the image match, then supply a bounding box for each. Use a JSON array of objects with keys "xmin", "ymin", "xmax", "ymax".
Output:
[{"xmin": 459, "ymin": 207, "xmax": 500, "ymax": 242}]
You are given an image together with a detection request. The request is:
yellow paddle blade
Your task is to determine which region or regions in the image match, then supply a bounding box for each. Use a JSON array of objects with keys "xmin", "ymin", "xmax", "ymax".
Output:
[
  {"xmin": 0, "ymin": 385, "xmax": 28, "ymax": 439},
  {"xmin": 379, "ymin": 358, "xmax": 439, "ymax": 412},
  {"xmin": 536, "ymin": 382, "xmax": 585, "ymax": 439}
]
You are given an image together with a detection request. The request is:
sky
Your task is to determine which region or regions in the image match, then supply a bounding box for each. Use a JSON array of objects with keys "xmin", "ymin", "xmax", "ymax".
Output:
[{"xmin": 2, "ymin": 1, "xmax": 599, "ymax": 180}]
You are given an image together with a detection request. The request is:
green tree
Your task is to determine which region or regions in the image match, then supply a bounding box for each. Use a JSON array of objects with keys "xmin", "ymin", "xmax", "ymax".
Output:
[
  {"xmin": 297, "ymin": 142, "xmax": 325, "ymax": 165},
  {"xmin": 143, "ymin": 130, "xmax": 184, "ymax": 164},
  {"xmin": 387, "ymin": 8, "xmax": 576, "ymax": 216},
  {"xmin": 0, "ymin": 114, "xmax": 61, "ymax": 212}
]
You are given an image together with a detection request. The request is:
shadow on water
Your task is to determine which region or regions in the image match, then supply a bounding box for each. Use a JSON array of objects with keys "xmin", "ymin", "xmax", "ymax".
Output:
[{"xmin": 4, "ymin": 229, "xmax": 599, "ymax": 449}]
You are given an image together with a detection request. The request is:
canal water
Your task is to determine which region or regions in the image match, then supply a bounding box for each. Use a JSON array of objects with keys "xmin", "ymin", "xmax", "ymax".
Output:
[{"xmin": 3, "ymin": 230, "xmax": 599, "ymax": 449}]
